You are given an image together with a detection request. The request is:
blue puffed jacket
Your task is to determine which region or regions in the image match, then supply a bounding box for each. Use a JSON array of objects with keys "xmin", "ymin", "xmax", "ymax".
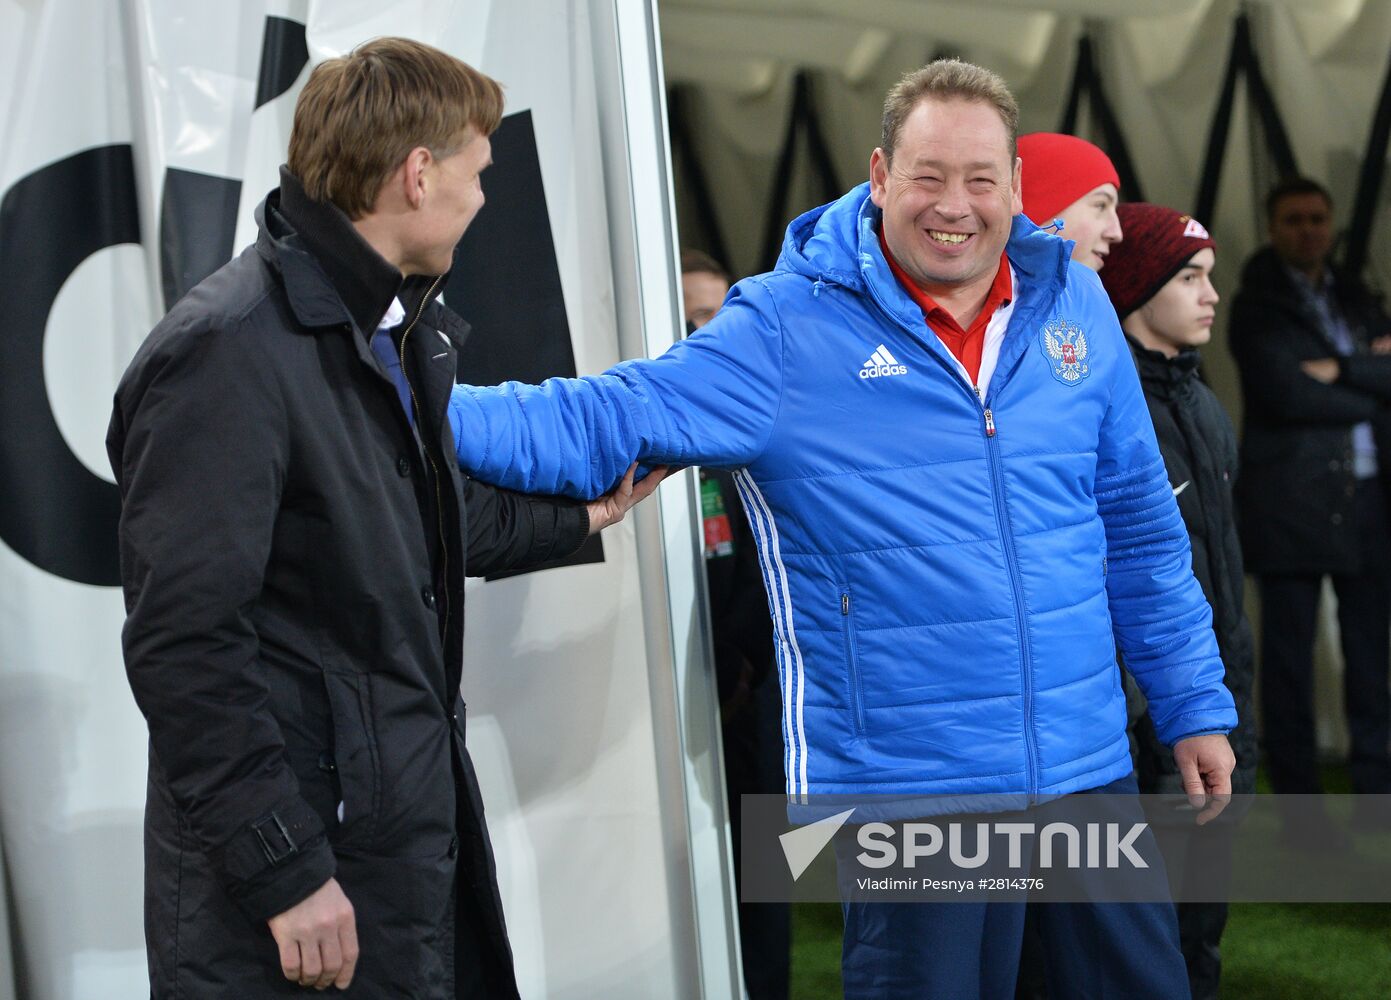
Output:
[{"xmin": 449, "ymin": 183, "xmax": 1236, "ymax": 799}]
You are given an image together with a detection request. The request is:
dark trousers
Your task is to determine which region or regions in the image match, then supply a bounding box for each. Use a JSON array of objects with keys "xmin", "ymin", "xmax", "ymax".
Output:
[
  {"xmin": 841, "ymin": 775, "xmax": 1190, "ymax": 1000},
  {"xmin": 1257, "ymin": 482, "xmax": 1391, "ymax": 794},
  {"xmin": 726, "ymin": 671, "xmax": 791, "ymax": 1000}
]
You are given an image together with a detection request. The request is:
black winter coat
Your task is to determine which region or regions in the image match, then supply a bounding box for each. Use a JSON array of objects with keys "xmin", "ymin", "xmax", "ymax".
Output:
[
  {"xmin": 1125, "ymin": 340, "xmax": 1257, "ymax": 793},
  {"xmin": 1229, "ymin": 247, "xmax": 1391, "ymax": 575},
  {"xmin": 107, "ymin": 171, "xmax": 588, "ymax": 998},
  {"xmin": 701, "ymin": 468, "xmax": 775, "ymax": 711}
]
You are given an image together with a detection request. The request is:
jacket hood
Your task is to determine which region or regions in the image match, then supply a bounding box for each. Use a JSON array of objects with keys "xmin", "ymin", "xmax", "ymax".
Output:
[{"xmin": 775, "ymin": 181, "xmax": 1075, "ymax": 302}]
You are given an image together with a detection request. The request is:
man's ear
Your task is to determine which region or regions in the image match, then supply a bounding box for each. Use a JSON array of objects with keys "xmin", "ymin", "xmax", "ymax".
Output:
[
  {"xmin": 1009, "ymin": 155, "xmax": 1023, "ymax": 216},
  {"xmin": 869, "ymin": 147, "xmax": 889, "ymax": 208},
  {"xmin": 401, "ymin": 146, "xmax": 433, "ymax": 210}
]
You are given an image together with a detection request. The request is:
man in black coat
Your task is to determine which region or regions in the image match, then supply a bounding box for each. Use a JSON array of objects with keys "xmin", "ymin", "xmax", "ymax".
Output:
[
  {"xmin": 107, "ymin": 38, "xmax": 661, "ymax": 998},
  {"xmin": 1100, "ymin": 203, "xmax": 1257, "ymax": 1000},
  {"xmin": 1229, "ymin": 177, "xmax": 1391, "ymax": 808}
]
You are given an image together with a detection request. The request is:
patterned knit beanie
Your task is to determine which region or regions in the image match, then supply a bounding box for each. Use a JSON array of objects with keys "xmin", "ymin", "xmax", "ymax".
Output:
[
  {"xmin": 1100, "ymin": 203, "xmax": 1216, "ymax": 320},
  {"xmin": 1017, "ymin": 133, "xmax": 1120, "ymax": 225}
]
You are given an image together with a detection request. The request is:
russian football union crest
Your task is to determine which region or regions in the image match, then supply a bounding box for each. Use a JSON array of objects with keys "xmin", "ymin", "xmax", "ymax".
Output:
[{"xmin": 1041, "ymin": 319, "xmax": 1091, "ymax": 385}]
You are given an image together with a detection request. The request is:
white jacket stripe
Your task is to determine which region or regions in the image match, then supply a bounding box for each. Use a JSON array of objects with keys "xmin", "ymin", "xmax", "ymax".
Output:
[
  {"xmin": 732, "ymin": 470, "xmax": 797, "ymax": 794},
  {"xmin": 737, "ymin": 469, "xmax": 809, "ymax": 800}
]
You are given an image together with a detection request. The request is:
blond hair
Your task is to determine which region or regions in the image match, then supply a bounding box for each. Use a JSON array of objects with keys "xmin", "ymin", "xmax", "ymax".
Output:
[
  {"xmin": 288, "ymin": 37, "xmax": 504, "ymax": 218},
  {"xmin": 880, "ymin": 59, "xmax": 1019, "ymax": 163}
]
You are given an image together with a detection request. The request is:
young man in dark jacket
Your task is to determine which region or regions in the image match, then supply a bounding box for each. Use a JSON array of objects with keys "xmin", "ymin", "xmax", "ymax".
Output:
[
  {"xmin": 107, "ymin": 38, "xmax": 658, "ymax": 999},
  {"xmin": 1101, "ymin": 203, "xmax": 1257, "ymax": 1000},
  {"xmin": 1229, "ymin": 177, "xmax": 1391, "ymax": 812}
]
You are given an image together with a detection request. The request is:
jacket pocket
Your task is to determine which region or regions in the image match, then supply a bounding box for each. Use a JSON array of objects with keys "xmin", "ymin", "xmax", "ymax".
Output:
[
  {"xmin": 839, "ymin": 586, "xmax": 866, "ymax": 736},
  {"xmin": 322, "ymin": 669, "xmax": 381, "ymax": 850}
]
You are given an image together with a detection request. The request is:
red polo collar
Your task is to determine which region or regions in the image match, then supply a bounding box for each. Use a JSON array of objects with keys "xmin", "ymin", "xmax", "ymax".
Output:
[{"xmin": 878, "ymin": 225, "xmax": 1012, "ymax": 383}]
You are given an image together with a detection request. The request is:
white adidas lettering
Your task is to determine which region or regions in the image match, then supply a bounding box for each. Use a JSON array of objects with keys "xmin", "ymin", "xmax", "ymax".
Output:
[{"xmin": 860, "ymin": 343, "xmax": 908, "ymax": 379}]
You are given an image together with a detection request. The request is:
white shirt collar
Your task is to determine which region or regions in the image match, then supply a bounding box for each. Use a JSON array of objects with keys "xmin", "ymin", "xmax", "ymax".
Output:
[{"xmin": 378, "ymin": 296, "xmax": 406, "ymax": 331}]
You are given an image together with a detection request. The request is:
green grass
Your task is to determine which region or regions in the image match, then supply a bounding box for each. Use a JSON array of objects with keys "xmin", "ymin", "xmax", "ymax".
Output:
[
  {"xmin": 787, "ymin": 765, "xmax": 1391, "ymax": 999},
  {"xmin": 789, "ymin": 901, "xmax": 1391, "ymax": 998},
  {"xmin": 790, "ymin": 902, "xmax": 844, "ymax": 998},
  {"xmin": 1220, "ymin": 903, "xmax": 1391, "ymax": 999}
]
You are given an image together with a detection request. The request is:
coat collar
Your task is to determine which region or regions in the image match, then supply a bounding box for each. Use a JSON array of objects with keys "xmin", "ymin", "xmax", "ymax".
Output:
[{"xmin": 255, "ymin": 167, "xmax": 450, "ymax": 338}]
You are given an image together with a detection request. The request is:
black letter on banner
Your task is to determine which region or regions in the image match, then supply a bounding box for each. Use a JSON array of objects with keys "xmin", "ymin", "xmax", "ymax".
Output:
[
  {"xmin": 0, "ymin": 144, "xmax": 137, "ymax": 585},
  {"xmin": 158, "ymin": 15, "xmax": 307, "ymax": 310},
  {"xmin": 255, "ymin": 16, "xmax": 309, "ymax": 110},
  {"xmin": 159, "ymin": 168, "xmax": 241, "ymax": 311},
  {"xmin": 447, "ymin": 110, "xmax": 605, "ymax": 579}
]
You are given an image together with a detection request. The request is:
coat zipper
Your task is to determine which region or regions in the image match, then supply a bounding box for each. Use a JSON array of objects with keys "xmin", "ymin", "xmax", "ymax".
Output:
[
  {"xmin": 976, "ymin": 386, "xmax": 1039, "ymax": 798},
  {"xmin": 841, "ymin": 589, "xmax": 865, "ymax": 735},
  {"xmin": 397, "ymin": 276, "xmax": 450, "ymax": 636}
]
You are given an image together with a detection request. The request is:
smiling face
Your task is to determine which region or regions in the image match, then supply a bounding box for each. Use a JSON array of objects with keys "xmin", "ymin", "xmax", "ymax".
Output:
[
  {"xmin": 869, "ymin": 97, "xmax": 1021, "ymax": 298},
  {"xmin": 1055, "ymin": 183, "xmax": 1122, "ymax": 271},
  {"xmin": 1124, "ymin": 247, "xmax": 1219, "ymax": 357}
]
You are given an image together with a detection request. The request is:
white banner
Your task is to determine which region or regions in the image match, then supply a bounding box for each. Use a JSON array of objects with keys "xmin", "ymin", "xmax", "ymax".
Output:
[{"xmin": 0, "ymin": 2, "xmax": 732, "ymax": 997}]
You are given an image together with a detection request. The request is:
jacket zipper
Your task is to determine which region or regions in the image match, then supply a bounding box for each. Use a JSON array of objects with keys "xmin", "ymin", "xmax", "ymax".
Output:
[
  {"xmin": 397, "ymin": 276, "xmax": 450, "ymax": 636},
  {"xmin": 862, "ymin": 272, "xmax": 1051, "ymax": 797},
  {"xmin": 841, "ymin": 589, "xmax": 865, "ymax": 735},
  {"xmin": 976, "ymin": 386, "xmax": 1039, "ymax": 798}
]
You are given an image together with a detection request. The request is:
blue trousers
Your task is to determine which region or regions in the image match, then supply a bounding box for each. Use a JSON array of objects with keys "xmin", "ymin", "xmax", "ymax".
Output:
[{"xmin": 837, "ymin": 775, "xmax": 1190, "ymax": 999}]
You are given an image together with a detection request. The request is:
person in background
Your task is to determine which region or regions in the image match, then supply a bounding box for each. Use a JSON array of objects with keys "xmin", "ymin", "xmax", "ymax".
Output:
[
  {"xmin": 1101, "ymin": 203, "xmax": 1258, "ymax": 1000},
  {"xmin": 1229, "ymin": 177, "xmax": 1391, "ymax": 833},
  {"xmin": 682, "ymin": 248, "xmax": 732, "ymax": 332},
  {"xmin": 682, "ymin": 248, "xmax": 790, "ymax": 1000},
  {"xmin": 1017, "ymin": 132, "xmax": 1122, "ymax": 271},
  {"xmin": 1011, "ymin": 131, "xmax": 1124, "ymax": 1000}
]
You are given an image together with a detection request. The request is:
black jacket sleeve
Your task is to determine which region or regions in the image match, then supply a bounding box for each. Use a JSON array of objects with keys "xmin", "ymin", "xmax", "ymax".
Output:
[
  {"xmin": 108, "ymin": 318, "xmax": 335, "ymax": 923},
  {"xmin": 710, "ymin": 483, "xmax": 777, "ymax": 696},
  {"xmin": 1337, "ymin": 354, "xmax": 1391, "ymax": 398},
  {"xmin": 462, "ymin": 479, "xmax": 590, "ymax": 578},
  {"xmin": 1230, "ymin": 297, "xmax": 1380, "ymax": 425}
]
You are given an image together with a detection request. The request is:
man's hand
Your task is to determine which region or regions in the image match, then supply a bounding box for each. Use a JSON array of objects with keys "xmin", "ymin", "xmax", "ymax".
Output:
[
  {"xmin": 585, "ymin": 463, "xmax": 673, "ymax": 535},
  {"xmin": 1372, "ymin": 335, "xmax": 1391, "ymax": 355},
  {"xmin": 267, "ymin": 877, "xmax": 358, "ymax": 990},
  {"xmin": 1301, "ymin": 358, "xmax": 1340, "ymax": 384},
  {"xmin": 1173, "ymin": 733, "xmax": 1235, "ymax": 826}
]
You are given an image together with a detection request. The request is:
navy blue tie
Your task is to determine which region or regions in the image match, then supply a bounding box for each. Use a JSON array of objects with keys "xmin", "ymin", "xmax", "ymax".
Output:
[{"xmin": 370, "ymin": 326, "xmax": 415, "ymax": 428}]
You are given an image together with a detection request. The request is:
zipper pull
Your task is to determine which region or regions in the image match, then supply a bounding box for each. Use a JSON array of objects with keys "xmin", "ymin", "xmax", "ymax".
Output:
[
  {"xmin": 984, "ymin": 409, "xmax": 996, "ymax": 437},
  {"xmin": 841, "ymin": 593, "xmax": 850, "ymax": 615}
]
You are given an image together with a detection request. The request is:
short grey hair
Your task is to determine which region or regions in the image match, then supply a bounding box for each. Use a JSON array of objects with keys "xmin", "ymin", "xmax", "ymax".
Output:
[{"xmin": 880, "ymin": 59, "xmax": 1019, "ymax": 163}]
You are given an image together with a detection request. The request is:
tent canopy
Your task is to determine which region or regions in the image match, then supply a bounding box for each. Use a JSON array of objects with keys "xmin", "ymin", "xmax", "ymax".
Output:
[{"xmin": 660, "ymin": 0, "xmax": 1391, "ymax": 367}]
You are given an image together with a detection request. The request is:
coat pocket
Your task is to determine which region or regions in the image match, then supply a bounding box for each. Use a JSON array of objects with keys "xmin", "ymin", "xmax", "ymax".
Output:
[
  {"xmin": 839, "ymin": 586, "xmax": 866, "ymax": 736},
  {"xmin": 322, "ymin": 669, "xmax": 381, "ymax": 849}
]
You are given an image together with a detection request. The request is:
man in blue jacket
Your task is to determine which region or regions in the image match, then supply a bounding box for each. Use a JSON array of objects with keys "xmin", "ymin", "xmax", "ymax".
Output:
[{"xmin": 448, "ymin": 60, "xmax": 1235, "ymax": 996}]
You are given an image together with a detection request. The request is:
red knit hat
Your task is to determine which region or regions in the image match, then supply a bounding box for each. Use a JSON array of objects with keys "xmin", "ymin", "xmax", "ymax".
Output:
[
  {"xmin": 1100, "ymin": 203, "xmax": 1217, "ymax": 320},
  {"xmin": 1018, "ymin": 133, "xmax": 1120, "ymax": 225}
]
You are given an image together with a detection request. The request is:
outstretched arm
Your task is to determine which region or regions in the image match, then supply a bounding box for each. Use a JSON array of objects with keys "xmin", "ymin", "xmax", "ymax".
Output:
[
  {"xmin": 449, "ymin": 278, "xmax": 786, "ymax": 499},
  {"xmin": 462, "ymin": 463, "xmax": 672, "ymax": 578}
]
